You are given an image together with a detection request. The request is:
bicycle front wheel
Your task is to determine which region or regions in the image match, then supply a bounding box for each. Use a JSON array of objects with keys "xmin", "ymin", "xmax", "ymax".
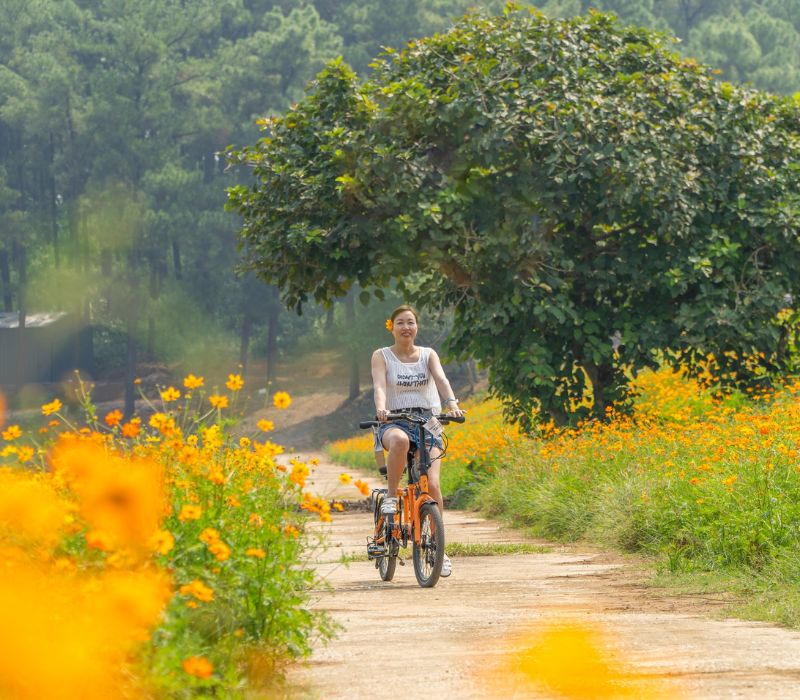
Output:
[
  {"xmin": 412, "ymin": 502, "xmax": 444, "ymax": 588},
  {"xmin": 373, "ymin": 491, "xmax": 397, "ymax": 582}
]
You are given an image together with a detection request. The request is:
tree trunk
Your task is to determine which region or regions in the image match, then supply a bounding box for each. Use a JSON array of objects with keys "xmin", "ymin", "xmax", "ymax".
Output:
[
  {"xmin": 124, "ymin": 258, "xmax": 140, "ymax": 419},
  {"xmin": 265, "ymin": 286, "xmax": 280, "ymax": 384},
  {"xmin": 346, "ymin": 291, "xmax": 359, "ymax": 400},
  {"xmin": 325, "ymin": 304, "xmax": 335, "ymax": 330},
  {"xmin": 239, "ymin": 312, "xmax": 252, "ymax": 371},
  {"xmin": 49, "ymin": 131, "xmax": 60, "ymax": 268},
  {"xmin": 0, "ymin": 248, "xmax": 12, "ymax": 312},
  {"xmin": 584, "ymin": 361, "xmax": 614, "ymax": 418},
  {"xmin": 14, "ymin": 243, "xmax": 27, "ymax": 391},
  {"xmin": 172, "ymin": 238, "xmax": 182, "ymax": 279}
]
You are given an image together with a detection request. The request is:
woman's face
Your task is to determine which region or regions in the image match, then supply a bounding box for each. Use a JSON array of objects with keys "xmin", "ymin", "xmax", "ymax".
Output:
[{"xmin": 392, "ymin": 311, "xmax": 418, "ymax": 342}]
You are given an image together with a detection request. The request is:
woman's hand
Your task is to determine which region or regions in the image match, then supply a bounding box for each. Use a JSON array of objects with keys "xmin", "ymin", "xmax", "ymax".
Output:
[
  {"xmin": 445, "ymin": 399, "xmax": 464, "ymax": 418},
  {"xmin": 376, "ymin": 408, "xmax": 389, "ymax": 422}
]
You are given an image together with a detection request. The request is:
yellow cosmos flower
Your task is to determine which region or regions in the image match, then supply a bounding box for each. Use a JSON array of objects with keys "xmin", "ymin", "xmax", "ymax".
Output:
[
  {"xmin": 183, "ymin": 374, "xmax": 205, "ymax": 390},
  {"xmin": 2, "ymin": 425, "xmax": 21, "ymax": 441},
  {"xmin": 273, "ymin": 391, "xmax": 292, "ymax": 409},
  {"xmin": 17, "ymin": 446, "xmax": 35, "ymax": 464},
  {"xmin": 209, "ymin": 394, "xmax": 228, "ymax": 409},
  {"xmin": 150, "ymin": 529, "xmax": 175, "ymax": 555},
  {"xmin": 160, "ymin": 386, "xmax": 181, "ymax": 402},
  {"xmin": 226, "ymin": 373, "xmax": 244, "ymax": 391},
  {"xmin": 41, "ymin": 399, "xmax": 62, "ymax": 416},
  {"xmin": 178, "ymin": 504, "xmax": 202, "ymax": 522},
  {"xmin": 256, "ymin": 419, "xmax": 274, "ymax": 432},
  {"xmin": 338, "ymin": 473, "xmax": 352, "ymax": 484},
  {"xmin": 245, "ymin": 548, "xmax": 266, "ymax": 559}
]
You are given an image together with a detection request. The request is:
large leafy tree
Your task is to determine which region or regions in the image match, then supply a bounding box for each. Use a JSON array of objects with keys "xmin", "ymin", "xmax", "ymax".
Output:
[{"xmin": 228, "ymin": 7, "xmax": 800, "ymax": 427}]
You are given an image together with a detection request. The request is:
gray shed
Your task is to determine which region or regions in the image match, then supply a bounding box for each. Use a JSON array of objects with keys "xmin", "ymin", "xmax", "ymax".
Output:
[{"xmin": 0, "ymin": 312, "xmax": 92, "ymax": 386}]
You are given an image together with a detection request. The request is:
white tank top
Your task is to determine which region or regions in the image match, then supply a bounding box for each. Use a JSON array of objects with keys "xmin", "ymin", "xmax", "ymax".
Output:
[{"xmin": 381, "ymin": 346, "xmax": 441, "ymax": 414}]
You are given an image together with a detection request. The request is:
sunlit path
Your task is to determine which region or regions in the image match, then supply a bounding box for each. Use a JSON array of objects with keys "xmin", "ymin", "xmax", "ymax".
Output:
[{"xmin": 288, "ymin": 454, "xmax": 800, "ymax": 699}]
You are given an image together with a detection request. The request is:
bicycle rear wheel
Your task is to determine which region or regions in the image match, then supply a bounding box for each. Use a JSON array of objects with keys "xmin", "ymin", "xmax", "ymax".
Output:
[
  {"xmin": 373, "ymin": 492, "xmax": 397, "ymax": 581},
  {"xmin": 412, "ymin": 502, "xmax": 444, "ymax": 587}
]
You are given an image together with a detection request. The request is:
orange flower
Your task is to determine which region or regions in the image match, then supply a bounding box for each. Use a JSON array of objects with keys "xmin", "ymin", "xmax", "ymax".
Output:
[
  {"xmin": 160, "ymin": 386, "xmax": 181, "ymax": 402},
  {"xmin": 2, "ymin": 425, "xmax": 21, "ymax": 441},
  {"xmin": 178, "ymin": 504, "xmax": 202, "ymax": 522},
  {"xmin": 199, "ymin": 528, "xmax": 220, "ymax": 545},
  {"xmin": 256, "ymin": 419, "xmax": 274, "ymax": 432},
  {"xmin": 104, "ymin": 410, "xmax": 123, "ymax": 428},
  {"xmin": 208, "ymin": 541, "xmax": 231, "ymax": 562},
  {"xmin": 150, "ymin": 529, "xmax": 175, "ymax": 555},
  {"xmin": 245, "ymin": 548, "xmax": 266, "ymax": 558},
  {"xmin": 86, "ymin": 530, "xmax": 114, "ymax": 551},
  {"xmin": 41, "ymin": 399, "xmax": 62, "ymax": 416},
  {"xmin": 333, "ymin": 502, "xmax": 344, "ymax": 512},
  {"xmin": 182, "ymin": 656, "xmax": 214, "ymax": 679},
  {"xmin": 385, "ymin": 319, "xmax": 393, "ymax": 331},
  {"xmin": 273, "ymin": 391, "xmax": 292, "ymax": 410},
  {"xmin": 283, "ymin": 524, "xmax": 299, "ymax": 538},
  {"xmin": 179, "ymin": 579, "xmax": 214, "ymax": 603},
  {"xmin": 209, "ymin": 394, "xmax": 228, "ymax": 409},
  {"xmin": 226, "ymin": 374, "xmax": 244, "ymax": 391},
  {"xmin": 338, "ymin": 473, "xmax": 352, "ymax": 484},
  {"xmin": 353, "ymin": 479, "xmax": 370, "ymax": 496},
  {"xmin": 183, "ymin": 374, "xmax": 205, "ymax": 390},
  {"xmin": 121, "ymin": 418, "xmax": 141, "ymax": 438}
]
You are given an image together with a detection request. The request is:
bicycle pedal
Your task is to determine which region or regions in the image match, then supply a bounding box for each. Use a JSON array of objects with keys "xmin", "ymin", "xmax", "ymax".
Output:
[{"xmin": 367, "ymin": 543, "xmax": 386, "ymax": 559}]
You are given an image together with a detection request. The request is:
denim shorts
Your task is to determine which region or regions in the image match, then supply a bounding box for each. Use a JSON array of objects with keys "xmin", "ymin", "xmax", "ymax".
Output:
[{"xmin": 375, "ymin": 410, "xmax": 444, "ymax": 452}]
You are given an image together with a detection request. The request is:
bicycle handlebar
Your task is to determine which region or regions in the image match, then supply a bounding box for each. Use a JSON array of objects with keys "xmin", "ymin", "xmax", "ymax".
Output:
[{"xmin": 359, "ymin": 413, "xmax": 466, "ymax": 429}]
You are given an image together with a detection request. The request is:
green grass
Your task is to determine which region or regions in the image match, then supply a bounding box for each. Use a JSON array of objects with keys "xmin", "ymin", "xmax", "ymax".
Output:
[
  {"xmin": 445, "ymin": 541, "xmax": 552, "ymax": 556},
  {"xmin": 338, "ymin": 541, "xmax": 550, "ymax": 563}
]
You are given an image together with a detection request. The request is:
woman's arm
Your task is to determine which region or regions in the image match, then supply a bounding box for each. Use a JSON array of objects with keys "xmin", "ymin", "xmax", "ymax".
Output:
[
  {"xmin": 371, "ymin": 350, "xmax": 389, "ymax": 421},
  {"xmin": 428, "ymin": 349, "xmax": 464, "ymax": 417}
]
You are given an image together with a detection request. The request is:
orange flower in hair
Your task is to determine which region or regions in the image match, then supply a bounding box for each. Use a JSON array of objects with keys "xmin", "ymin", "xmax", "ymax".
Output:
[{"xmin": 385, "ymin": 319, "xmax": 393, "ymax": 331}]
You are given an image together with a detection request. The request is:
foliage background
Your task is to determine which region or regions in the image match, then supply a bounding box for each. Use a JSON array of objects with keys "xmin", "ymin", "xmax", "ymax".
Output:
[{"xmin": 2, "ymin": 0, "xmax": 799, "ymax": 407}]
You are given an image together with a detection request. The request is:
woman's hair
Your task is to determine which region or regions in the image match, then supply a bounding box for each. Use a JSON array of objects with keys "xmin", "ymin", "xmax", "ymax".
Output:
[{"xmin": 390, "ymin": 304, "xmax": 419, "ymax": 323}]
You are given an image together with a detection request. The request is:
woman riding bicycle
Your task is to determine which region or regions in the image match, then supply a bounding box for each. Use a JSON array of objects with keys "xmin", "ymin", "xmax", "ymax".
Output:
[{"xmin": 371, "ymin": 304, "xmax": 464, "ymax": 577}]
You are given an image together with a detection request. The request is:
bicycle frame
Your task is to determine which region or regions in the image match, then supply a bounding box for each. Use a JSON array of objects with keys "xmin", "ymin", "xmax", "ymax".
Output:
[{"xmin": 361, "ymin": 411, "xmax": 465, "ymax": 585}]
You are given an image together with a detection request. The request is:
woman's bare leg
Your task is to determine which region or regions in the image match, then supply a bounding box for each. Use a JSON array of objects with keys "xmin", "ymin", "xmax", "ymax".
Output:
[{"xmin": 381, "ymin": 428, "xmax": 410, "ymax": 501}]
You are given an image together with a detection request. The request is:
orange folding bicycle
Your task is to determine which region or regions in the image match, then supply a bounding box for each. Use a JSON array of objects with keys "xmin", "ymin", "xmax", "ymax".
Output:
[{"xmin": 359, "ymin": 411, "xmax": 465, "ymax": 587}]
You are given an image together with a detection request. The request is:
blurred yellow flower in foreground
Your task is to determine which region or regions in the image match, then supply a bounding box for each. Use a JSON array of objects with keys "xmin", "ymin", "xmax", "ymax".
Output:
[
  {"xmin": 489, "ymin": 619, "xmax": 674, "ymax": 699},
  {"xmin": 273, "ymin": 391, "xmax": 292, "ymax": 409},
  {"xmin": 51, "ymin": 439, "xmax": 165, "ymax": 551},
  {"xmin": 0, "ymin": 563, "xmax": 169, "ymax": 698},
  {"xmin": 0, "ymin": 470, "xmax": 69, "ymax": 547}
]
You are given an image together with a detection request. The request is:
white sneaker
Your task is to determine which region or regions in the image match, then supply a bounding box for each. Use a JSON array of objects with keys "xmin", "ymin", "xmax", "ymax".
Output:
[
  {"xmin": 380, "ymin": 497, "xmax": 397, "ymax": 515},
  {"xmin": 441, "ymin": 553, "xmax": 452, "ymax": 577}
]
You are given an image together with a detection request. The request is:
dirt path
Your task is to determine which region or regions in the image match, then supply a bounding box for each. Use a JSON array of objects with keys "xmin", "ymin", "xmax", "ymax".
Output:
[{"xmin": 285, "ymin": 453, "xmax": 800, "ymax": 699}]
